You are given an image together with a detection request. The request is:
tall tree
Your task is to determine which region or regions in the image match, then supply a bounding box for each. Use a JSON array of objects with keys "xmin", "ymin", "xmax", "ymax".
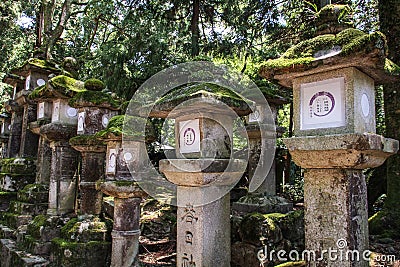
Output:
[{"xmin": 370, "ymin": 0, "xmax": 400, "ymax": 237}]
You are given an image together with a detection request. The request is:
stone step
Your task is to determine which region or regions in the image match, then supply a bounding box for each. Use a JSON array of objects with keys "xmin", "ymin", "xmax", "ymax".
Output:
[
  {"xmin": 8, "ymin": 201, "xmax": 47, "ymax": 215},
  {"xmin": 0, "ymin": 224, "xmax": 15, "ymax": 239},
  {"xmin": 17, "ymin": 184, "xmax": 49, "ymax": 204},
  {"xmin": 1, "ymin": 212, "xmax": 32, "ymax": 229},
  {"xmin": 0, "ymin": 238, "xmax": 49, "ymax": 267},
  {"xmin": 0, "ymin": 191, "xmax": 17, "ymax": 211},
  {"xmin": 22, "ymin": 235, "xmax": 52, "ymax": 256}
]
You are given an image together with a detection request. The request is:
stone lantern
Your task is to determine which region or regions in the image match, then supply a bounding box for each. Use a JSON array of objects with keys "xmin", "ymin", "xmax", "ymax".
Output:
[
  {"xmin": 154, "ymin": 83, "xmax": 251, "ymax": 267},
  {"xmin": 2, "ymin": 58, "xmax": 59, "ymax": 159},
  {"xmin": 0, "ymin": 113, "xmax": 11, "ymax": 158},
  {"xmin": 97, "ymin": 114, "xmax": 154, "ymax": 267},
  {"xmin": 233, "ymin": 88, "xmax": 293, "ymax": 214},
  {"xmin": 260, "ymin": 5, "xmax": 399, "ymax": 267},
  {"xmin": 69, "ymin": 79, "xmax": 119, "ymax": 215},
  {"xmin": 32, "ymin": 75, "xmax": 83, "ymax": 216}
]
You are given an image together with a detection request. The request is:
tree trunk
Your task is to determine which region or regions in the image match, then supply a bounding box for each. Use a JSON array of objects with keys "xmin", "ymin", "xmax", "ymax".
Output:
[
  {"xmin": 373, "ymin": 0, "xmax": 400, "ymax": 236},
  {"xmin": 42, "ymin": 0, "xmax": 72, "ymax": 60},
  {"xmin": 190, "ymin": 0, "xmax": 200, "ymax": 57}
]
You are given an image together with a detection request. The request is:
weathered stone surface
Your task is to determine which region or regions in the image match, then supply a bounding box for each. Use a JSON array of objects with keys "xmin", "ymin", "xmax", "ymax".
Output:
[
  {"xmin": 40, "ymin": 123, "xmax": 77, "ymax": 141},
  {"xmin": 47, "ymin": 141, "xmax": 79, "ymax": 216},
  {"xmin": 284, "ymin": 133, "xmax": 399, "ymax": 169},
  {"xmin": 99, "ymin": 181, "xmax": 147, "ymax": 199},
  {"xmin": 176, "ymin": 190, "xmax": 231, "ymax": 267},
  {"xmin": 110, "ymin": 197, "xmax": 141, "ymax": 267},
  {"xmin": 0, "ymin": 238, "xmax": 49, "ymax": 267},
  {"xmin": 19, "ymin": 103, "xmax": 39, "ymax": 157},
  {"xmin": 160, "ymin": 159, "xmax": 246, "ymax": 186},
  {"xmin": 304, "ymin": 169, "xmax": 369, "ymax": 267}
]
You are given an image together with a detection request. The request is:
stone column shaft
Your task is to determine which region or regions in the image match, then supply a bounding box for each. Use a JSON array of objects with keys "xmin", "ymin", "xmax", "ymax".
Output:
[
  {"xmin": 47, "ymin": 141, "xmax": 79, "ymax": 215},
  {"xmin": 20, "ymin": 104, "xmax": 38, "ymax": 157},
  {"xmin": 36, "ymin": 136, "xmax": 52, "ymax": 184},
  {"xmin": 111, "ymin": 197, "xmax": 141, "ymax": 267},
  {"xmin": 304, "ymin": 168, "xmax": 368, "ymax": 267},
  {"xmin": 177, "ymin": 187, "xmax": 230, "ymax": 267},
  {"xmin": 80, "ymin": 151, "xmax": 105, "ymax": 215},
  {"xmin": 7, "ymin": 111, "xmax": 23, "ymax": 158}
]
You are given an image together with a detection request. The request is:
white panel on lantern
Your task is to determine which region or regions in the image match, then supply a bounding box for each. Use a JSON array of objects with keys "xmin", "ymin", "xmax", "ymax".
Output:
[
  {"xmin": 77, "ymin": 112, "xmax": 85, "ymax": 132},
  {"xmin": 179, "ymin": 119, "xmax": 201, "ymax": 153},
  {"xmin": 102, "ymin": 115, "xmax": 109, "ymax": 127},
  {"xmin": 248, "ymin": 105, "xmax": 261, "ymax": 123},
  {"xmin": 66, "ymin": 107, "xmax": 77, "ymax": 118},
  {"xmin": 52, "ymin": 100, "xmax": 61, "ymax": 122},
  {"xmin": 37, "ymin": 79, "xmax": 46, "ymax": 86},
  {"xmin": 300, "ymin": 77, "xmax": 345, "ymax": 130},
  {"xmin": 25, "ymin": 75, "xmax": 31, "ymax": 90},
  {"xmin": 107, "ymin": 149, "xmax": 117, "ymax": 174},
  {"xmin": 38, "ymin": 102, "xmax": 45, "ymax": 119},
  {"xmin": 1, "ymin": 123, "xmax": 4, "ymax": 134}
]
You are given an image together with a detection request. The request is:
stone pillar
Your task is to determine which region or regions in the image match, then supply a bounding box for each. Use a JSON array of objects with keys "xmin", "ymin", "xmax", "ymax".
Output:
[
  {"xmin": 112, "ymin": 197, "xmax": 141, "ymax": 267},
  {"xmin": 20, "ymin": 102, "xmax": 39, "ymax": 157},
  {"xmin": 36, "ymin": 136, "xmax": 52, "ymax": 184},
  {"xmin": 73, "ymin": 145, "xmax": 106, "ymax": 215},
  {"xmin": 7, "ymin": 103, "xmax": 23, "ymax": 158},
  {"xmin": 285, "ymin": 134, "xmax": 398, "ymax": 267},
  {"xmin": 40, "ymin": 123, "xmax": 79, "ymax": 216},
  {"xmin": 100, "ymin": 180, "xmax": 146, "ymax": 267}
]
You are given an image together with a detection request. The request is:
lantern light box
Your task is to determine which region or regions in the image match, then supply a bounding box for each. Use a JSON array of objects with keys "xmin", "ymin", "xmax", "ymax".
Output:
[
  {"xmin": 51, "ymin": 99, "xmax": 78, "ymax": 124},
  {"xmin": 292, "ymin": 67, "xmax": 376, "ymax": 136}
]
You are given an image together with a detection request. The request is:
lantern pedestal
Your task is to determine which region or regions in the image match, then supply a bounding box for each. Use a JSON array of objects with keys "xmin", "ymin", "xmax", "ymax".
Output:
[
  {"xmin": 284, "ymin": 134, "xmax": 398, "ymax": 267},
  {"xmin": 70, "ymin": 143, "xmax": 106, "ymax": 215},
  {"xmin": 40, "ymin": 123, "xmax": 78, "ymax": 216},
  {"xmin": 100, "ymin": 181, "xmax": 146, "ymax": 267},
  {"xmin": 160, "ymin": 159, "xmax": 246, "ymax": 267}
]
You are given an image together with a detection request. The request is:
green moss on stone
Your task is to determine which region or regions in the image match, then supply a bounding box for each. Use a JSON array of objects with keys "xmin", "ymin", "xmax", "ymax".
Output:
[
  {"xmin": 368, "ymin": 210, "xmax": 400, "ymax": 238},
  {"xmin": 262, "ymin": 28, "xmax": 386, "ymax": 71},
  {"xmin": 155, "ymin": 83, "xmax": 247, "ymax": 109},
  {"xmin": 49, "ymin": 75, "xmax": 85, "ymax": 96},
  {"xmin": 84, "ymin": 78, "xmax": 105, "ymax": 91},
  {"xmin": 27, "ymin": 58, "xmax": 59, "ymax": 71},
  {"xmin": 114, "ymin": 180, "xmax": 137, "ymax": 187},
  {"xmin": 95, "ymin": 115, "xmax": 154, "ymax": 140},
  {"xmin": 68, "ymin": 90, "xmax": 120, "ymax": 108},
  {"xmin": 27, "ymin": 214, "xmax": 47, "ymax": 238}
]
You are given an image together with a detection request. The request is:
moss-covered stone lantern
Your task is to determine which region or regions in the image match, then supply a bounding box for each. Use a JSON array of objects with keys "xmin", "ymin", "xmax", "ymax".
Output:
[
  {"xmin": 154, "ymin": 83, "xmax": 250, "ymax": 267},
  {"xmin": 30, "ymin": 74, "xmax": 84, "ymax": 216},
  {"xmin": 97, "ymin": 114, "xmax": 154, "ymax": 267},
  {"xmin": 69, "ymin": 79, "xmax": 119, "ymax": 216},
  {"xmin": 233, "ymin": 84, "xmax": 293, "ymax": 214},
  {"xmin": 2, "ymin": 58, "xmax": 60, "ymax": 159},
  {"xmin": 260, "ymin": 5, "xmax": 399, "ymax": 267}
]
